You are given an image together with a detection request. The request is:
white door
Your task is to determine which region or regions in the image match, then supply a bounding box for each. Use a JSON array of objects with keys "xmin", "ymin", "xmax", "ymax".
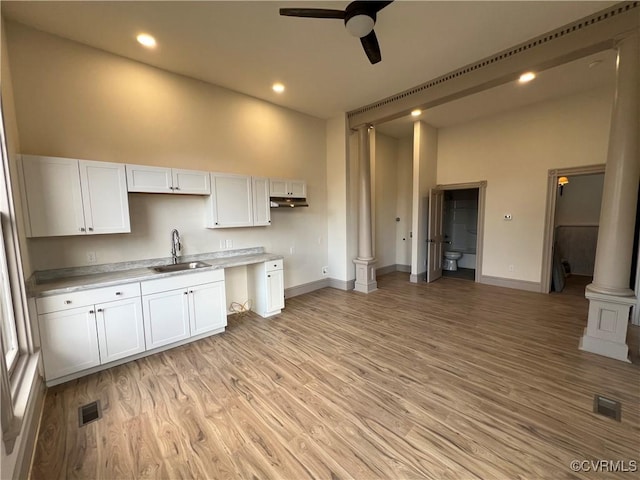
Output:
[
  {"xmin": 95, "ymin": 297, "xmax": 145, "ymax": 364},
  {"xmin": 79, "ymin": 160, "xmax": 131, "ymax": 234},
  {"xmin": 21, "ymin": 155, "xmax": 85, "ymax": 237},
  {"xmin": 427, "ymin": 189, "xmax": 444, "ymax": 283},
  {"xmin": 289, "ymin": 180, "xmax": 307, "ymax": 198},
  {"xmin": 142, "ymin": 289, "xmax": 190, "ymax": 349},
  {"xmin": 208, "ymin": 174, "xmax": 253, "ymax": 227},
  {"xmin": 125, "ymin": 164, "xmax": 173, "ymax": 193},
  {"xmin": 38, "ymin": 307, "xmax": 101, "ymax": 380},
  {"xmin": 188, "ymin": 281, "xmax": 227, "ymax": 336},
  {"xmin": 266, "ymin": 269, "xmax": 285, "ymax": 312},
  {"xmin": 172, "ymin": 168, "xmax": 211, "ymax": 195},
  {"xmin": 252, "ymin": 177, "xmax": 271, "ymax": 226}
]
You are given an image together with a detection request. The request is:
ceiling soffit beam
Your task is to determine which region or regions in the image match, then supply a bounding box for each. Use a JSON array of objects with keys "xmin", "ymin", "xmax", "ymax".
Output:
[{"xmin": 347, "ymin": 1, "xmax": 639, "ymax": 129}]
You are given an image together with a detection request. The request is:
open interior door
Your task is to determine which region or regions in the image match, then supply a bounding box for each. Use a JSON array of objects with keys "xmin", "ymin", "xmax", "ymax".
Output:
[{"xmin": 427, "ymin": 188, "xmax": 444, "ymax": 283}]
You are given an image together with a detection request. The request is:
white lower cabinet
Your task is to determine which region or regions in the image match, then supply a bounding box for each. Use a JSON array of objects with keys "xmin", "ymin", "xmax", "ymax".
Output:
[
  {"xmin": 248, "ymin": 259, "xmax": 285, "ymax": 317},
  {"xmin": 141, "ymin": 269, "xmax": 227, "ymax": 349},
  {"xmin": 37, "ymin": 283, "xmax": 144, "ymax": 381},
  {"xmin": 95, "ymin": 297, "xmax": 145, "ymax": 363},
  {"xmin": 142, "ymin": 288, "xmax": 191, "ymax": 349},
  {"xmin": 39, "ymin": 306, "xmax": 102, "ymax": 380}
]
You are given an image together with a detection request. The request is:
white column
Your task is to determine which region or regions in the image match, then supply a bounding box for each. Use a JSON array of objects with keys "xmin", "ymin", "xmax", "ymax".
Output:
[
  {"xmin": 580, "ymin": 33, "xmax": 640, "ymax": 362},
  {"xmin": 353, "ymin": 125, "xmax": 377, "ymax": 293}
]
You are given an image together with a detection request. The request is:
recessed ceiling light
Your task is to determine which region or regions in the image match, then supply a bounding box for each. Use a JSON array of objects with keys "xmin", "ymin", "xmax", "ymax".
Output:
[
  {"xmin": 411, "ymin": 109, "xmax": 422, "ymax": 117},
  {"xmin": 518, "ymin": 72, "xmax": 536, "ymax": 83},
  {"xmin": 136, "ymin": 33, "xmax": 156, "ymax": 48},
  {"xmin": 272, "ymin": 83, "xmax": 285, "ymax": 93}
]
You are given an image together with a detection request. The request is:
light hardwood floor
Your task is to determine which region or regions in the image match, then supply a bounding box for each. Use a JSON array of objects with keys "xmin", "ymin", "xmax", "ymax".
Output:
[{"xmin": 30, "ymin": 273, "xmax": 640, "ymax": 479}]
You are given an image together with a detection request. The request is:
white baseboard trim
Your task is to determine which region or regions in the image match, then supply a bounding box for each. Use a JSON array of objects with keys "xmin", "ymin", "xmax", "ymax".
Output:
[
  {"xmin": 479, "ymin": 274, "xmax": 542, "ymax": 293},
  {"xmin": 284, "ymin": 279, "xmax": 330, "ymax": 298},
  {"xmin": 396, "ymin": 264, "xmax": 411, "ymax": 273},
  {"xmin": 376, "ymin": 265, "xmax": 397, "ymax": 276},
  {"xmin": 328, "ymin": 278, "xmax": 355, "ymax": 291}
]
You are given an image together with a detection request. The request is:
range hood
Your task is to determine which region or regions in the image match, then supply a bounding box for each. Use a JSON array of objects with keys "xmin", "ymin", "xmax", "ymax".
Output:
[{"xmin": 270, "ymin": 197, "xmax": 309, "ymax": 208}]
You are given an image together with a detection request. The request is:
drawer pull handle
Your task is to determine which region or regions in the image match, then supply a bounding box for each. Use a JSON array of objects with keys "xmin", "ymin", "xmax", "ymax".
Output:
[
  {"xmin": 89, "ymin": 310, "xmax": 95, "ymax": 314},
  {"xmin": 189, "ymin": 290, "xmax": 193, "ymax": 294},
  {"xmin": 64, "ymin": 300, "xmax": 72, "ymax": 304},
  {"xmin": 115, "ymin": 292, "xmax": 123, "ymax": 296},
  {"xmin": 79, "ymin": 227, "xmax": 86, "ymax": 232},
  {"xmin": 88, "ymin": 227, "xmax": 94, "ymax": 232},
  {"xmin": 97, "ymin": 308, "xmax": 103, "ymax": 313},
  {"xmin": 267, "ymin": 274, "xmax": 271, "ymax": 278},
  {"xmin": 184, "ymin": 291, "xmax": 188, "ymax": 295}
]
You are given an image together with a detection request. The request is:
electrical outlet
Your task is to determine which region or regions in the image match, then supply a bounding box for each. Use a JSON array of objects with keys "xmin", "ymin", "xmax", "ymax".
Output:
[
  {"xmin": 219, "ymin": 240, "xmax": 225, "ymax": 249},
  {"xmin": 226, "ymin": 239, "xmax": 233, "ymax": 249},
  {"xmin": 322, "ymin": 266, "xmax": 328, "ymax": 276},
  {"xmin": 508, "ymin": 264, "xmax": 515, "ymax": 272},
  {"xmin": 504, "ymin": 214, "xmax": 513, "ymax": 221},
  {"xmin": 87, "ymin": 251, "xmax": 97, "ymax": 264}
]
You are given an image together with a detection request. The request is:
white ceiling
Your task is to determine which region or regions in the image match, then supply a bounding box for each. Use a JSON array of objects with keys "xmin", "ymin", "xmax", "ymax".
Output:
[{"xmin": 1, "ymin": 1, "xmax": 617, "ymax": 122}]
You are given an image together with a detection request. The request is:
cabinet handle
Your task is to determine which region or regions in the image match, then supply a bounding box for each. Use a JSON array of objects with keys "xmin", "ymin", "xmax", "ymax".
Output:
[
  {"xmin": 97, "ymin": 308, "xmax": 103, "ymax": 313},
  {"xmin": 174, "ymin": 187, "xmax": 180, "ymax": 190},
  {"xmin": 170, "ymin": 186, "xmax": 174, "ymax": 190},
  {"xmin": 89, "ymin": 310, "xmax": 95, "ymax": 314},
  {"xmin": 184, "ymin": 291, "xmax": 188, "ymax": 295},
  {"xmin": 267, "ymin": 274, "xmax": 271, "ymax": 278},
  {"xmin": 64, "ymin": 300, "xmax": 72, "ymax": 305},
  {"xmin": 115, "ymin": 292, "xmax": 123, "ymax": 296},
  {"xmin": 189, "ymin": 290, "xmax": 194, "ymax": 294},
  {"xmin": 215, "ymin": 222, "xmax": 219, "ymax": 225},
  {"xmin": 79, "ymin": 227, "xmax": 86, "ymax": 232},
  {"xmin": 88, "ymin": 227, "xmax": 94, "ymax": 232}
]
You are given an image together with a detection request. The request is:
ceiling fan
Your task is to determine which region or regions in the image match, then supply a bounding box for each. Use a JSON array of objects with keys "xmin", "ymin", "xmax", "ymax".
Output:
[{"xmin": 279, "ymin": 1, "xmax": 394, "ymax": 64}]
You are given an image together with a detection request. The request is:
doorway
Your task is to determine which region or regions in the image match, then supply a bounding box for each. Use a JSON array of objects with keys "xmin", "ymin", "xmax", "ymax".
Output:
[
  {"xmin": 427, "ymin": 181, "xmax": 486, "ymax": 283},
  {"xmin": 541, "ymin": 165, "xmax": 605, "ymax": 294}
]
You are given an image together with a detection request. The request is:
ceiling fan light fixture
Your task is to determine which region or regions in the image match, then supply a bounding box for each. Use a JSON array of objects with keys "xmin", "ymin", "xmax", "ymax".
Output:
[{"xmin": 345, "ymin": 14, "xmax": 375, "ymax": 37}]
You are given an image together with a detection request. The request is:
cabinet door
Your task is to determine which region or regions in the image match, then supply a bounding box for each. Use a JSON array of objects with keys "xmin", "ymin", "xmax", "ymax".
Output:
[
  {"xmin": 289, "ymin": 180, "xmax": 307, "ymax": 198},
  {"xmin": 79, "ymin": 160, "xmax": 131, "ymax": 234},
  {"xmin": 266, "ymin": 269, "xmax": 285, "ymax": 312},
  {"xmin": 39, "ymin": 306, "xmax": 100, "ymax": 380},
  {"xmin": 269, "ymin": 179, "xmax": 289, "ymax": 197},
  {"xmin": 21, "ymin": 155, "xmax": 85, "ymax": 237},
  {"xmin": 126, "ymin": 164, "xmax": 173, "ymax": 193},
  {"xmin": 252, "ymin": 177, "xmax": 271, "ymax": 226},
  {"xmin": 142, "ymin": 289, "xmax": 190, "ymax": 349},
  {"xmin": 96, "ymin": 297, "xmax": 145, "ymax": 364},
  {"xmin": 188, "ymin": 281, "xmax": 227, "ymax": 336},
  {"xmin": 207, "ymin": 174, "xmax": 253, "ymax": 228},
  {"xmin": 172, "ymin": 169, "xmax": 211, "ymax": 195}
]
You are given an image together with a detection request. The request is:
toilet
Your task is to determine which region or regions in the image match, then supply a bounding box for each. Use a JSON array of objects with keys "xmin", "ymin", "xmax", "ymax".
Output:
[{"xmin": 443, "ymin": 251, "xmax": 463, "ymax": 271}]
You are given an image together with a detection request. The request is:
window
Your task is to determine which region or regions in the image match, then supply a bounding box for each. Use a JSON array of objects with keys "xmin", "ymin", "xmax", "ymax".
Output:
[{"xmin": 0, "ymin": 221, "xmax": 18, "ymax": 375}]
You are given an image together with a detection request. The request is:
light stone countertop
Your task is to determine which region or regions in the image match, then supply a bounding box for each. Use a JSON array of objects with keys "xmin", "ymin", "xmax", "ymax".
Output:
[{"xmin": 27, "ymin": 247, "xmax": 283, "ymax": 298}]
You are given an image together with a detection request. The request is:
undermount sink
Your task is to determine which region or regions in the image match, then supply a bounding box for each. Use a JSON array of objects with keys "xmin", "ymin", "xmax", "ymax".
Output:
[{"xmin": 150, "ymin": 261, "xmax": 211, "ymax": 273}]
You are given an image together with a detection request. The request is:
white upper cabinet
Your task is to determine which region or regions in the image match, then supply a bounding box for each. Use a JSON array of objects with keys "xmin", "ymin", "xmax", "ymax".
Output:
[
  {"xmin": 79, "ymin": 160, "xmax": 130, "ymax": 234},
  {"xmin": 269, "ymin": 178, "xmax": 307, "ymax": 198},
  {"xmin": 126, "ymin": 164, "xmax": 210, "ymax": 195},
  {"xmin": 207, "ymin": 173, "xmax": 254, "ymax": 228},
  {"xmin": 172, "ymin": 168, "xmax": 211, "ymax": 195},
  {"xmin": 252, "ymin": 177, "xmax": 271, "ymax": 226},
  {"xmin": 20, "ymin": 155, "xmax": 130, "ymax": 237}
]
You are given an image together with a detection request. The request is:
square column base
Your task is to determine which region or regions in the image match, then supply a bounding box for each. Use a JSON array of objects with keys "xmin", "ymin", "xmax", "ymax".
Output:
[
  {"xmin": 580, "ymin": 287, "xmax": 634, "ymax": 362},
  {"xmin": 353, "ymin": 258, "xmax": 377, "ymax": 294}
]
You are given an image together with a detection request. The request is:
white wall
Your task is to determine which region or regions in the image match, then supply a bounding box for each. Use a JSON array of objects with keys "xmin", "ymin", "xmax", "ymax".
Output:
[
  {"xmin": 374, "ymin": 132, "xmax": 398, "ymax": 268},
  {"xmin": 411, "ymin": 121, "xmax": 437, "ymax": 278},
  {"xmin": 555, "ymin": 173, "xmax": 604, "ymax": 226},
  {"xmin": 326, "ymin": 115, "xmax": 349, "ymax": 282},
  {"xmin": 437, "ymin": 87, "xmax": 613, "ymax": 283},
  {"xmin": 6, "ymin": 22, "xmax": 328, "ymax": 289},
  {"xmin": 395, "ymin": 136, "xmax": 413, "ymax": 267}
]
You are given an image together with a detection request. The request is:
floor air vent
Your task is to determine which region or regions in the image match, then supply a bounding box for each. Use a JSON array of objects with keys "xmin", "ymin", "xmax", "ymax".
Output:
[
  {"xmin": 78, "ymin": 400, "xmax": 102, "ymax": 427},
  {"xmin": 593, "ymin": 395, "xmax": 621, "ymax": 421}
]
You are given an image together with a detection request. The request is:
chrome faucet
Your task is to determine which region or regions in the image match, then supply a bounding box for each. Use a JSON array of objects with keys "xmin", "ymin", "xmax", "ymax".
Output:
[{"xmin": 170, "ymin": 229, "xmax": 181, "ymax": 264}]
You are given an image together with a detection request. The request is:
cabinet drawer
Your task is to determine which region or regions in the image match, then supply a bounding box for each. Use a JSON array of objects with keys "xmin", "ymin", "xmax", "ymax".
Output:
[
  {"xmin": 265, "ymin": 259, "xmax": 283, "ymax": 272},
  {"xmin": 141, "ymin": 269, "xmax": 224, "ymax": 295},
  {"xmin": 36, "ymin": 283, "xmax": 141, "ymax": 314}
]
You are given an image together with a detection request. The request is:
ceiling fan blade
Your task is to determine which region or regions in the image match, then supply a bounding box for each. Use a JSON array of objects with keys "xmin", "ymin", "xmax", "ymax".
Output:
[
  {"xmin": 279, "ymin": 8, "xmax": 345, "ymax": 19},
  {"xmin": 360, "ymin": 30, "xmax": 381, "ymax": 64},
  {"xmin": 367, "ymin": 1, "xmax": 394, "ymax": 14}
]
